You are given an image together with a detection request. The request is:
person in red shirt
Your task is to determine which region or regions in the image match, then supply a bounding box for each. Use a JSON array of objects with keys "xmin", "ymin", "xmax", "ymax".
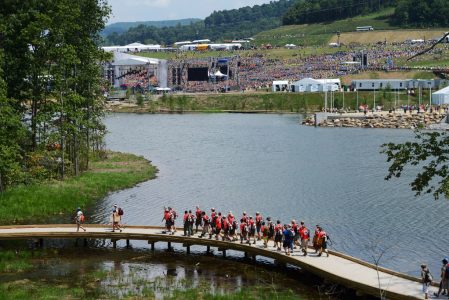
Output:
[
  {"xmin": 200, "ymin": 211, "xmax": 210, "ymax": 238},
  {"xmin": 222, "ymin": 216, "xmax": 230, "ymax": 241},
  {"xmin": 299, "ymin": 222, "xmax": 310, "ymax": 256},
  {"xmin": 255, "ymin": 212, "xmax": 263, "ymax": 240},
  {"xmin": 291, "ymin": 220, "xmax": 299, "ymax": 248},
  {"xmin": 162, "ymin": 207, "xmax": 171, "ymax": 233},
  {"xmin": 240, "ymin": 219, "xmax": 248, "ymax": 244},
  {"xmin": 261, "ymin": 221, "xmax": 269, "ymax": 248},
  {"xmin": 187, "ymin": 210, "xmax": 194, "ymax": 236},
  {"xmin": 248, "ymin": 216, "xmax": 256, "ymax": 244},
  {"xmin": 317, "ymin": 226, "xmax": 329, "ymax": 257},
  {"xmin": 241, "ymin": 212, "xmax": 248, "ymax": 224},
  {"xmin": 214, "ymin": 212, "xmax": 222, "ymax": 240},
  {"xmin": 195, "ymin": 206, "xmax": 202, "ymax": 233},
  {"xmin": 183, "ymin": 210, "xmax": 189, "ymax": 236},
  {"xmin": 313, "ymin": 225, "xmax": 320, "ymax": 253}
]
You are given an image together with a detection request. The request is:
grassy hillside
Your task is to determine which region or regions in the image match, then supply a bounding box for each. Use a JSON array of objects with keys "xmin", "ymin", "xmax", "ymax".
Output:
[
  {"xmin": 254, "ymin": 8, "xmax": 398, "ymax": 46},
  {"xmin": 329, "ymin": 29, "xmax": 447, "ymax": 44}
]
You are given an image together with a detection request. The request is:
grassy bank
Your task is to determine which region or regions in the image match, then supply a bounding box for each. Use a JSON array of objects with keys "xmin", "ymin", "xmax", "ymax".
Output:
[
  {"xmin": 109, "ymin": 91, "xmax": 432, "ymax": 114},
  {"xmin": 0, "ymin": 151, "xmax": 158, "ymax": 225}
]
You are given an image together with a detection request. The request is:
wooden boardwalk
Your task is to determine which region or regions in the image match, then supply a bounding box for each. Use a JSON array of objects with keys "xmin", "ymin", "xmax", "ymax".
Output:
[{"xmin": 0, "ymin": 224, "xmax": 427, "ymax": 300}]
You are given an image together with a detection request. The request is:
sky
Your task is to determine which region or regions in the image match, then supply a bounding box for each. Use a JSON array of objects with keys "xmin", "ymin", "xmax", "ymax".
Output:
[{"xmin": 107, "ymin": 0, "xmax": 273, "ymax": 24}]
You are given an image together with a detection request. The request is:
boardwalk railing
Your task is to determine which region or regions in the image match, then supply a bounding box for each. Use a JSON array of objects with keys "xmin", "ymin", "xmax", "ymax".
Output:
[{"xmin": 0, "ymin": 225, "xmax": 427, "ymax": 300}]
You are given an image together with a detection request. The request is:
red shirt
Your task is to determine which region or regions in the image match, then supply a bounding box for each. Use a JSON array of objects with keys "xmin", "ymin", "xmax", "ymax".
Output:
[
  {"xmin": 318, "ymin": 231, "xmax": 327, "ymax": 239},
  {"xmin": 240, "ymin": 222, "xmax": 247, "ymax": 233},
  {"xmin": 183, "ymin": 213, "xmax": 188, "ymax": 222},
  {"xmin": 249, "ymin": 219, "xmax": 255, "ymax": 227},
  {"xmin": 195, "ymin": 209, "xmax": 202, "ymax": 219},
  {"xmin": 300, "ymin": 227, "xmax": 310, "ymax": 240},
  {"xmin": 255, "ymin": 215, "xmax": 262, "ymax": 225},
  {"xmin": 215, "ymin": 217, "xmax": 222, "ymax": 229},
  {"xmin": 164, "ymin": 212, "xmax": 170, "ymax": 221},
  {"xmin": 275, "ymin": 224, "xmax": 283, "ymax": 233},
  {"xmin": 202, "ymin": 214, "xmax": 209, "ymax": 223}
]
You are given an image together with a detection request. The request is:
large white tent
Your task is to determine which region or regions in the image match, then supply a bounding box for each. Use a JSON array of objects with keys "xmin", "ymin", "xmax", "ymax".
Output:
[
  {"xmin": 290, "ymin": 78, "xmax": 340, "ymax": 93},
  {"xmin": 432, "ymin": 86, "xmax": 449, "ymax": 105},
  {"xmin": 102, "ymin": 42, "xmax": 161, "ymax": 53}
]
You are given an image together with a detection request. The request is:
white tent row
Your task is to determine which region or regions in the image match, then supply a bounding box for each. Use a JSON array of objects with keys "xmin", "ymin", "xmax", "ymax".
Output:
[
  {"xmin": 179, "ymin": 43, "xmax": 242, "ymax": 51},
  {"xmin": 432, "ymin": 86, "xmax": 449, "ymax": 105},
  {"xmin": 102, "ymin": 42, "xmax": 161, "ymax": 53}
]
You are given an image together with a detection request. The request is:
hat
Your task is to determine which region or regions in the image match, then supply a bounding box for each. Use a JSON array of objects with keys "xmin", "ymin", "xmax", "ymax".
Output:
[
  {"xmin": 443, "ymin": 258, "xmax": 448, "ymax": 264},
  {"xmin": 77, "ymin": 207, "xmax": 81, "ymax": 211},
  {"xmin": 114, "ymin": 204, "xmax": 117, "ymax": 207}
]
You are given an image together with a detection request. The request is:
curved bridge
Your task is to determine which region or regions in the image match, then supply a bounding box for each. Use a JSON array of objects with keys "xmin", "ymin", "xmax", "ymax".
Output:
[{"xmin": 0, "ymin": 225, "xmax": 425, "ymax": 300}]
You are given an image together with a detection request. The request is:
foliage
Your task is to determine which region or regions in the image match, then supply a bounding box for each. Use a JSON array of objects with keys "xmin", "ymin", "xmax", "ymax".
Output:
[
  {"xmin": 102, "ymin": 18, "xmax": 201, "ymax": 36},
  {"xmin": 105, "ymin": 1, "xmax": 295, "ymax": 46},
  {"xmin": 0, "ymin": 0, "xmax": 111, "ymax": 191},
  {"xmin": 0, "ymin": 151, "xmax": 157, "ymax": 224},
  {"xmin": 382, "ymin": 131, "xmax": 449, "ymax": 199},
  {"xmin": 392, "ymin": 0, "xmax": 449, "ymax": 27},
  {"xmin": 282, "ymin": 0, "xmax": 395, "ymax": 25}
]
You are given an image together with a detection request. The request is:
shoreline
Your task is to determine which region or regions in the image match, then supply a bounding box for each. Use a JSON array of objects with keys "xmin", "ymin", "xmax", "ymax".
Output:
[{"xmin": 0, "ymin": 151, "xmax": 158, "ymax": 225}]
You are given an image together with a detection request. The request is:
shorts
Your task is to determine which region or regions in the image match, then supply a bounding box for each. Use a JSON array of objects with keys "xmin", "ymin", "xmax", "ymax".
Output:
[
  {"xmin": 195, "ymin": 218, "xmax": 202, "ymax": 226},
  {"xmin": 422, "ymin": 282, "xmax": 430, "ymax": 294},
  {"xmin": 215, "ymin": 228, "xmax": 221, "ymax": 235},
  {"xmin": 283, "ymin": 241, "xmax": 292, "ymax": 249},
  {"xmin": 256, "ymin": 226, "xmax": 261, "ymax": 233},
  {"xmin": 301, "ymin": 239, "xmax": 309, "ymax": 249}
]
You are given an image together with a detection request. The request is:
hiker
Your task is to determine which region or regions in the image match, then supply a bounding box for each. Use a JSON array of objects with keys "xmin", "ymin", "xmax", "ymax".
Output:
[
  {"xmin": 283, "ymin": 224, "xmax": 294, "ymax": 256},
  {"xmin": 168, "ymin": 207, "xmax": 177, "ymax": 235},
  {"xmin": 241, "ymin": 211, "xmax": 248, "ymax": 224},
  {"xmin": 199, "ymin": 211, "xmax": 210, "ymax": 238},
  {"xmin": 255, "ymin": 212, "xmax": 263, "ymax": 240},
  {"xmin": 183, "ymin": 210, "xmax": 189, "ymax": 236},
  {"xmin": 162, "ymin": 207, "xmax": 171, "ymax": 233},
  {"xmin": 230, "ymin": 219, "xmax": 238, "ymax": 241},
  {"xmin": 291, "ymin": 220, "xmax": 299, "ymax": 248},
  {"xmin": 112, "ymin": 204, "xmax": 122, "ymax": 232},
  {"xmin": 195, "ymin": 206, "xmax": 202, "ymax": 233},
  {"xmin": 434, "ymin": 257, "xmax": 449, "ymax": 298},
  {"xmin": 187, "ymin": 210, "xmax": 194, "ymax": 236},
  {"xmin": 222, "ymin": 216, "xmax": 230, "ymax": 241},
  {"xmin": 266, "ymin": 217, "xmax": 275, "ymax": 247},
  {"xmin": 274, "ymin": 220, "xmax": 283, "ymax": 251},
  {"xmin": 210, "ymin": 208, "xmax": 217, "ymax": 237},
  {"xmin": 421, "ymin": 264, "xmax": 433, "ymax": 299},
  {"xmin": 261, "ymin": 221, "xmax": 269, "ymax": 248},
  {"xmin": 299, "ymin": 222, "xmax": 310, "ymax": 256},
  {"xmin": 75, "ymin": 207, "xmax": 86, "ymax": 232},
  {"xmin": 240, "ymin": 218, "xmax": 248, "ymax": 244},
  {"xmin": 248, "ymin": 216, "xmax": 256, "ymax": 244},
  {"xmin": 214, "ymin": 212, "xmax": 223, "ymax": 240},
  {"xmin": 317, "ymin": 226, "xmax": 329, "ymax": 257}
]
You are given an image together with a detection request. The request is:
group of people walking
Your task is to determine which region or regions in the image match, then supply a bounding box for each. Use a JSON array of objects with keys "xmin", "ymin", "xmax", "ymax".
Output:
[{"xmin": 162, "ymin": 206, "xmax": 330, "ymax": 257}]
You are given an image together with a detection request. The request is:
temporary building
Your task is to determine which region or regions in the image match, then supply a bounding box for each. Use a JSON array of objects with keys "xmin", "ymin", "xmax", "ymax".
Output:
[
  {"xmin": 290, "ymin": 78, "xmax": 340, "ymax": 92},
  {"xmin": 272, "ymin": 81, "xmax": 289, "ymax": 92},
  {"xmin": 432, "ymin": 86, "xmax": 449, "ymax": 105}
]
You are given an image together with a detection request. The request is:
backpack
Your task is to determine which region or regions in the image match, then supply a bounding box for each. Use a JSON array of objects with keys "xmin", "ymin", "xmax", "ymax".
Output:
[
  {"xmin": 118, "ymin": 207, "xmax": 124, "ymax": 216},
  {"xmin": 445, "ymin": 265, "xmax": 449, "ymax": 279},
  {"xmin": 80, "ymin": 214, "xmax": 85, "ymax": 223},
  {"xmin": 425, "ymin": 270, "xmax": 433, "ymax": 283},
  {"xmin": 268, "ymin": 223, "xmax": 275, "ymax": 236}
]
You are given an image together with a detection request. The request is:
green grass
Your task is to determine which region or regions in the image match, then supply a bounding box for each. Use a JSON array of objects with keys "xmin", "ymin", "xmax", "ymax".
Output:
[
  {"xmin": 254, "ymin": 8, "xmax": 397, "ymax": 46},
  {"xmin": 0, "ymin": 251, "xmax": 33, "ymax": 273},
  {"xmin": 0, "ymin": 151, "xmax": 158, "ymax": 225},
  {"xmin": 111, "ymin": 91, "xmax": 431, "ymax": 114}
]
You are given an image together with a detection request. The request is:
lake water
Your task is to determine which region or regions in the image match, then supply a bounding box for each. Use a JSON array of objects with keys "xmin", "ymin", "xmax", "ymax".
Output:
[{"xmin": 95, "ymin": 113, "xmax": 448, "ymax": 276}]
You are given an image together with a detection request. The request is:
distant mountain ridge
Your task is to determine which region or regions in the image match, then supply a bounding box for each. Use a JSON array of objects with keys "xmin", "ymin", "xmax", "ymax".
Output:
[{"xmin": 102, "ymin": 18, "xmax": 202, "ymax": 36}]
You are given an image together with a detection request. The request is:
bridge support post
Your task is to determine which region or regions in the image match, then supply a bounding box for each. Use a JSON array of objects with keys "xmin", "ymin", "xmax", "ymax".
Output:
[
  {"xmin": 252, "ymin": 254, "xmax": 257, "ymax": 263},
  {"xmin": 112, "ymin": 240, "xmax": 117, "ymax": 249},
  {"xmin": 38, "ymin": 238, "xmax": 44, "ymax": 248},
  {"xmin": 126, "ymin": 239, "xmax": 130, "ymax": 248},
  {"xmin": 167, "ymin": 242, "xmax": 172, "ymax": 251},
  {"xmin": 186, "ymin": 245, "xmax": 190, "ymax": 254},
  {"xmin": 222, "ymin": 250, "xmax": 226, "ymax": 258},
  {"xmin": 151, "ymin": 242, "xmax": 155, "ymax": 251},
  {"xmin": 244, "ymin": 252, "xmax": 249, "ymax": 259},
  {"xmin": 206, "ymin": 245, "xmax": 210, "ymax": 254},
  {"xmin": 83, "ymin": 238, "xmax": 88, "ymax": 247}
]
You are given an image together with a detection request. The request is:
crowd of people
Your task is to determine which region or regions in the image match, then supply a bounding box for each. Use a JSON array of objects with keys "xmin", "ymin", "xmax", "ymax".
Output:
[
  {"xmin": 115, "ymin": 41, "xmax": 448, "ymax": 95},
  {"xmin": 161, "ymin": 206, "xmax": 329, "ymax": 257}
]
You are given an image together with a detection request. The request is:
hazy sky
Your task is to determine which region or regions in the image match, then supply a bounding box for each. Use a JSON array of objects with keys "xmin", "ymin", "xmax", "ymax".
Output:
[{"xmin": 107, "ymin": 0, "xmax": 273, "ymax": 24}]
